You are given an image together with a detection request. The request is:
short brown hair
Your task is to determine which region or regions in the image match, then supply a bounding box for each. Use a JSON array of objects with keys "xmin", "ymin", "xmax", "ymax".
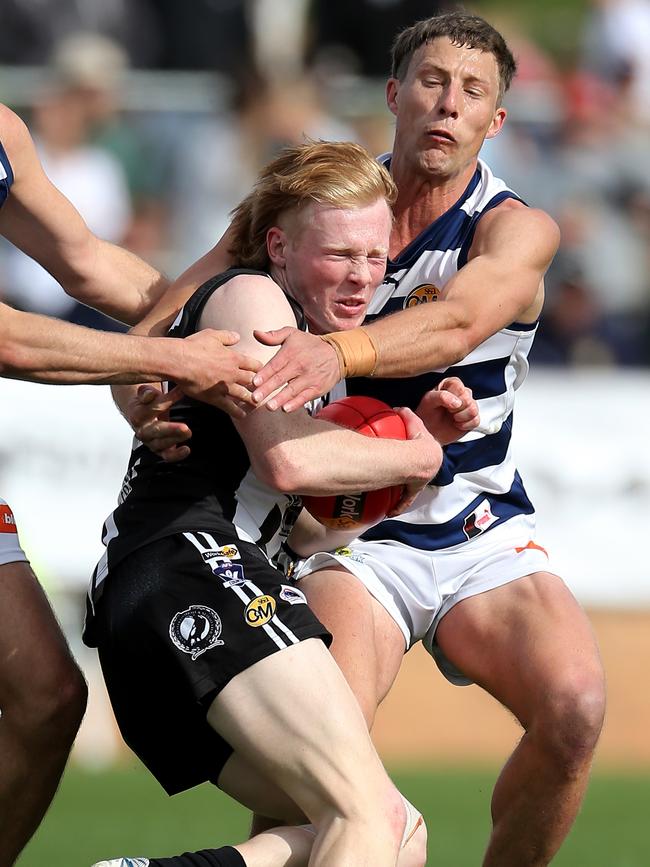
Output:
[
  {"xmin": 229, "ymin": 140, "xmax": 397, "ymax": 270},
  {"xmin": 391, "ymin": 12, "xmax": 517, "ymax": 103}
]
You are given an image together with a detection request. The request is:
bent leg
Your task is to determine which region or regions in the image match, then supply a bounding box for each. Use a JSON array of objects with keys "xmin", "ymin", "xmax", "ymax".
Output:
[
  {"xmin": 208, "ymin": 638, "xmax": 405, "ymax": 867},
  {"xmin": 436, "ymin": 571, "xmax": 605, "ymax": 867},
  {"xmin": 0, "ymin": 562, "xmax": 87, "ymax": 865},
  {"xmin": 300, "ymin": 567, "xmax": 405, "ymax": 728}
]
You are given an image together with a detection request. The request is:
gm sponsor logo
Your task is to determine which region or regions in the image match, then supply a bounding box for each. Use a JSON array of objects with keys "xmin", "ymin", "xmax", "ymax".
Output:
[
  {"xmin": 403, "ymin": 283, "xmax": 440, "ymax": 308},
  {"xmin": 245, "ymin": 594, "xmax": 276, "ymax": 627}
]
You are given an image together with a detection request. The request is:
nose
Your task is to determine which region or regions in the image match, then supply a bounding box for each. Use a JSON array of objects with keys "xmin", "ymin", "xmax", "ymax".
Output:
[
  {"xmin": 348, "ymin": 257, "xmax": 371, "ymax": 287},
  {"xmin": 436, "ymin": 83, "xmax": 459, "ymax": 119}
]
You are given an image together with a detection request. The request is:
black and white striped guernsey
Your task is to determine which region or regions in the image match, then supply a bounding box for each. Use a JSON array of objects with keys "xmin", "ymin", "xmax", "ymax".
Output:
[{"xmin": 93, "ymin": 269, "xmax": 307, "ymax": 598}]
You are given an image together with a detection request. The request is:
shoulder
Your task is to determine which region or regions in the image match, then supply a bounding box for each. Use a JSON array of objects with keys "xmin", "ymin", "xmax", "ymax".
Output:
[
  {"xmin": 0, "ymin": 104, "xmax": 33, "ymax": 169},
  {"xmin": 473, "ymin": 200, "xmax": 560, "ymax": 258},
  {"xmin": 199, "ymin": 272, "xmax": 298, "ymax": 351}
]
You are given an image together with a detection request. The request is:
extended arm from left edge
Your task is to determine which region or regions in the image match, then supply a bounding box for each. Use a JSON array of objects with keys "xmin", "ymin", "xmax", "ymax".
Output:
[{"xmin": 0, "ymin": 103, "xmax": 167, "ymax": 325}]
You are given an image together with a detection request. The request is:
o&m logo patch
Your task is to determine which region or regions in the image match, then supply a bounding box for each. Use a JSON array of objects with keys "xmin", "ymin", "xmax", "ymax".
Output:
[
  {"xmin": 245, "ymin": 594, "xmax": 276, "ymax": 627},
  {"xmin": 404, "ymin": 283, "xmax": 440, "ymax": 308}
]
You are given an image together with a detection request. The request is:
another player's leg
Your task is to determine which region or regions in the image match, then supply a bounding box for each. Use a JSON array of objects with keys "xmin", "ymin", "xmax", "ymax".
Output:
[
  {"xmin": 435, "ymin": 571, "xmax": 605, "ymax": 867},
  {"xmin": 298, "ymin": 566, "xmax": 405, "ymax": 728},
  {"xmin": 209, "ymin": 637, "xmax": 406, "ymax": 866},
  {"xmin": 0, "ymin": 561, "xmax": 87, "ymax": 866},
  {"xmin": 92, "ymin": 825, "xmax": 315, "ymax": 867}
]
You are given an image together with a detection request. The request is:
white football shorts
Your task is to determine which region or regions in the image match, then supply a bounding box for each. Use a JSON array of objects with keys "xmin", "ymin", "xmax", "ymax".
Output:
[
  {"xmin": 294, "ymin": 512, "xmax": 557, "ymax": 685},
  {"xmin": 0, "ymin": 499, "xmax": 28, "ymax": 566}
]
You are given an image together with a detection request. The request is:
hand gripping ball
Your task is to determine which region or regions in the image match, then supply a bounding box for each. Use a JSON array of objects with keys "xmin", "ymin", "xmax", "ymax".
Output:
[{"xmin": 302, "ymin": 396, "xmax": 407, "ymax": 530}]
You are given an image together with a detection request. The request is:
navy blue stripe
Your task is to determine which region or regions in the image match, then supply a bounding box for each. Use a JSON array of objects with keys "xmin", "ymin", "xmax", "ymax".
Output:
[
  {"xmin": 433, "ymin": 413, "xmax": 513, "ymax": 486},
  {"xmin": 388, "ymin": 168, "xmax": 481, "ymax": 269},
  {"xmin": 457, "ymin": 191, "xmax": 525, "ymax": 268},
  {"xmin": 360, "ymin": 472, "xmax": 533, "ymax": 550},
  {"xmin": 0, "ymin": 139, "xmax": 14, "ymax": 209},
  {"xmin": 348, "ymin": 356, "xmax": 510, "ymax": 410}
]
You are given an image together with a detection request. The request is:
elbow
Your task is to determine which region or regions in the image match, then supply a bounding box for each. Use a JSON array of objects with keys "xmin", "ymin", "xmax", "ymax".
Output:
[
  {"xmin": 443, "ymin": 328, "xmax": 473, "ymax": 367},
  {"xmin": 251, "ymin": 442, "xmax": 310, "ymax": 494}
]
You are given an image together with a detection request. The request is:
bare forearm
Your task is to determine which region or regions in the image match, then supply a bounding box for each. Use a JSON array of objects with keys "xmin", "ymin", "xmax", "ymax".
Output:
[
  {"xmin": 0, "ymin": 305, "xmax": 183, "ymax": 384},
  {"xmin": 288, "ymin": 510, "xmax": 361, "ymax": 558},
  {"xmin": 363, "ymin": 303, "xmax": 469, "ymax": 377},
  {"xmin": 258, "ymin": 420, "xmax": 438, "ymax": 496}
]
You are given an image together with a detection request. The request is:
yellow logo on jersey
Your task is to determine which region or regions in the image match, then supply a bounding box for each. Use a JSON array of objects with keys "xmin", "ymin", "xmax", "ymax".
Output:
[
  {"xmin": 404, "ymin": 283, "xmax": 440, "ymax": 308},
  {"xmin": 245, "ymin": 594, "xmax": 277, "ymax": 627}
]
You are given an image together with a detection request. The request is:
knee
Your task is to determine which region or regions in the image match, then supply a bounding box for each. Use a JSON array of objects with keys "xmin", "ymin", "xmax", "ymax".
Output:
[
  {"xmin": 18, "ymin": 655, "xmax": 87, "ymax": 744},
  {"xmin": 532, "ymin": 666, "xmax": 606, "ymax": 767}
]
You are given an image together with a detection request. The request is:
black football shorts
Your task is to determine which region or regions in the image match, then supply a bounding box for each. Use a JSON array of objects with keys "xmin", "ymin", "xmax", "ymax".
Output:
[{"xmin": 92, "ymin": 530, "xmax": 331, "ymax": 795}]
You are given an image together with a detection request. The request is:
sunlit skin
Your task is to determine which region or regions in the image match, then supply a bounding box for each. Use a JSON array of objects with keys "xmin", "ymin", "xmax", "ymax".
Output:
[
  {"xmin": 387, "ymin": 37, "xmax": 507, "ymax": 245},
  {"xmin": 267, "ymin": 197, "xmax": 393, "ymax": 335}
]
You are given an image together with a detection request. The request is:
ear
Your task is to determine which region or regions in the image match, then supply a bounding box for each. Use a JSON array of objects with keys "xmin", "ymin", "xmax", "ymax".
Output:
[
  {"xmin": 485, "ymin": 106, "xmax": 507, "ymax": 141},
  {"xmin": 386, "ymin": 78, "xmax": 400, "ymax": 117},
  {"xmin": 266, "ymin": 226, "xmax": 287, "ymax": 266}
]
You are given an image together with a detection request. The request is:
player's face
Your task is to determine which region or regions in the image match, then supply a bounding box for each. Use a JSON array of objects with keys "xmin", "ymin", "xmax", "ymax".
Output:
[
  {"xmin": 387, "ymin": 37, "xmax": 506, "ymax": 182},
  {"xmin": 271, "ymin": 197, "xmax": 392, "ymax": 334}
]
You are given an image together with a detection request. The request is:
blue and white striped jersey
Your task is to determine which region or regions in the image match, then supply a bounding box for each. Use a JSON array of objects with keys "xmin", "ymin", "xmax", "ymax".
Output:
[
  {"xmin": 349, "ymin": 157, "xmax": 537, "ymax": 551},
  {"xmin": 0, "ymin": 138, "xmax": 14, "ymax": 208}
]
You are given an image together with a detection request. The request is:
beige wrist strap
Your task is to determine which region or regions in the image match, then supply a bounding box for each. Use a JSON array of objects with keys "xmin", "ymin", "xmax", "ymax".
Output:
[{"xmin": 319, "ymin": 327, "xmax": 379, "ymax": 378}]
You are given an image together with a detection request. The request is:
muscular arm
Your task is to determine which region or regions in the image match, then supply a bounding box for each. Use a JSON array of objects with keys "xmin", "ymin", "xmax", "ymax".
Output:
[
  {"xmin": 199, "ymin": 275, "xmax": 442, "ymax": 495},
  {"xmin": 251, "ymin": 202, "xmax": 560, "ymax": 409},
  {"xmin": 366, "ymin": 204, "xmax": 559, "ymax": 376},
  {"xmin": 0, "ymin": 301, "xmax": 248, "ymax": 386},
  {"xmin": 0, "ymin": 103, "xmax": 166, "ymax": 324}
]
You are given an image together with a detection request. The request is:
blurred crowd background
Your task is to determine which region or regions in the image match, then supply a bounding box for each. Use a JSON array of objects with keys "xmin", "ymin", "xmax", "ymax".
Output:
[{"xmin": 1, "ymin": 0, "xmax": 650, "ymax": 368}]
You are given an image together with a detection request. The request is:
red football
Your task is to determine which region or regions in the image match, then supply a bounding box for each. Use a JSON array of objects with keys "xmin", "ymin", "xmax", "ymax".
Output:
[{"xmin": 302, "ymin": 396, "xmax": 407, "ymax": 530}]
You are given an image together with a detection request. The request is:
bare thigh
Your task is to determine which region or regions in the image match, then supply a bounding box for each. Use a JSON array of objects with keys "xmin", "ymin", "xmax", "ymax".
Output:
[
  {"xmin": 0, "ymin": 561, "xmax": 78, "ymax": 705},
  {"xmin": 207, "ymin": 637, "xmax": 393, "ymax": 824},
  {"xmin": 435, "ymin": 571, "xmax": 605, "ymax": 726},
  {"xmin": 300, "ymin": 567, "xmax": 405, "ymax": 727}
]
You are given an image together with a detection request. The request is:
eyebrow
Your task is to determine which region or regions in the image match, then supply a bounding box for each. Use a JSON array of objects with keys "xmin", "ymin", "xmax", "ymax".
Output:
[
  {"xmin": 417, "ymin": 62, "xmax": 491, "ymax": 87},
  {"xmin": 325, "ymin": 244, "xmax": 389, "ymax": 257}
]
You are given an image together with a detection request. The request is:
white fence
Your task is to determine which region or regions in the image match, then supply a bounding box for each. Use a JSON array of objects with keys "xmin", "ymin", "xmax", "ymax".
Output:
[{"xmin": 1, "ymin": 370, "xmax": 649, "ymax": 606}]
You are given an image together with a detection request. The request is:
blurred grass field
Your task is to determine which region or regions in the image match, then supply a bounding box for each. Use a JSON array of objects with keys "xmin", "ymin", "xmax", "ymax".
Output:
[{"xmin": 18, "ymin": 761, "xmax": 650, "ymax": 867}]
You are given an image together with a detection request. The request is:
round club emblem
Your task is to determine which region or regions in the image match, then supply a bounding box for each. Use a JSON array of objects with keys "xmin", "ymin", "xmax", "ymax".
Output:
[{"xmin": 169, "ymin": 604, "xmax": 224, "ymax": 659}]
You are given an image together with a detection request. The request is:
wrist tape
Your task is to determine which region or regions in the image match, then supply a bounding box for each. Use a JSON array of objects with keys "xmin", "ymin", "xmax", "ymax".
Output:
[{"xmin": 319, "ymin": 327, "xmax": 378, "ymax": 378}]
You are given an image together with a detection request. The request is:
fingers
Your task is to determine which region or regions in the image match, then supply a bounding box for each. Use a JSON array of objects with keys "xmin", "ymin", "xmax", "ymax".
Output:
[
  {"xmin": 387, "ymin": 483, "xmax": 422, "ymax": 517},
  {"xmin": 394, "ymin": 406, "xmax": 427, "ymax": 439},
  {"xmin": 205, "ymin": 329, "xmax": 241, "ymax": 346},
  {"xmin": 238, "ymin": 355, "xmax": 263, "ymax": 374},
  {"xmin": 136, "ymin": 420, "xmax": 191, "ymax": 451},
  {"xmin": 437, "ymin": 378, "xmax": 479, "ymax": 430},
  {"xmin": 159, "ymin": 443, "xmax": 192, "ymax": 463},
  {"xmin": 253, "ymin": 326, "xmax": 296, "ymax": 347},
  {"xmin": 265, "ymin": 385, "xmax": 323, "ymax": 412},
  {"xmin": 136, "ymin": 383, "xmax": 185, "ymax": 413}
]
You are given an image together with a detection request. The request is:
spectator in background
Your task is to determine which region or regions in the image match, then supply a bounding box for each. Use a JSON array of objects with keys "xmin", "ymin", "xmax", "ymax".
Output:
[
  {"xmin": 50, "ymin": 33, "xmax": 171, "ymax": 279},
  {"xmin": 306, "ymin": 0, "xmax": 452, "ymax": 76},
  {"xmin": 152, "ymin": 0, "xmax": 254, "ymax": 76},
  {"xmin": 582, "ymin": 0, "xmax": 650, "ymax": 126},
  {"xmin": 0, "ymin": 0, "xmax": 161, "ymax": 68}
]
